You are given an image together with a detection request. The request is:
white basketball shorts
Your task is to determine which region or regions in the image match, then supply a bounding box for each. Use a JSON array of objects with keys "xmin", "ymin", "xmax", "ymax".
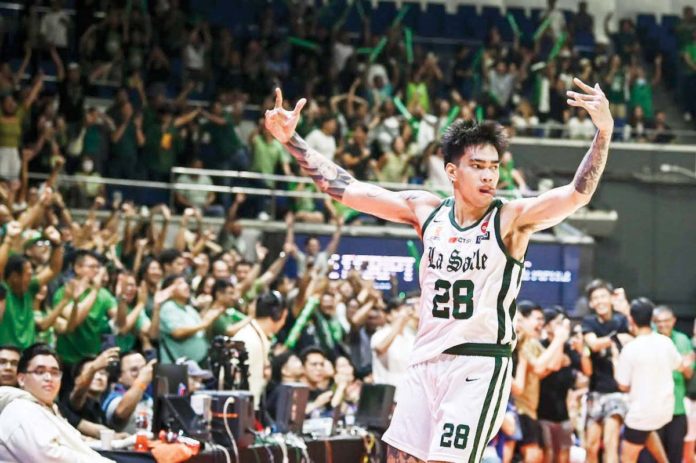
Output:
[{"xmin": 382, "ymin": 352, "xmax": 513, "ymax": 462}]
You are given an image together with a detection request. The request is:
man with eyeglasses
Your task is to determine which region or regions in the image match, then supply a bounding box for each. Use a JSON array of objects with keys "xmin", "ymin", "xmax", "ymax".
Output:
[
  {"xmin": 102, "ymin": 351, "xmax": 157, "ymax": 434},
  {"xmin": 0, "ymin": 345, "xmax": 20, "ymax": 387},
  {"xmin": 0, "ymin": 343, "xmax": 114, "ymax": 462}
]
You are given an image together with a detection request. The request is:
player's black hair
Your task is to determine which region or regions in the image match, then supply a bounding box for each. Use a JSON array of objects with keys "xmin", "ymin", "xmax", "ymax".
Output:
[
  {"xmin": 517, "ymin": 300, "xmax": 543, "ymax": 318},
  {"xmin": 17, "ymin": 343, "xmax": 62, "ymax": 374},
  {"xmin": 440, "ymin": 120, "xmax": 508, "ymax": 165},
  {"xmin": 630, "ymin": 297, "xmax": 654, "ymax": 328},
  {"xmin": 585, "ymin": 278, "xmax": 614, "ymax": 299},
  {"xmin": 3, "ymin": 254, "xmax": 28, "ymax": 280}
]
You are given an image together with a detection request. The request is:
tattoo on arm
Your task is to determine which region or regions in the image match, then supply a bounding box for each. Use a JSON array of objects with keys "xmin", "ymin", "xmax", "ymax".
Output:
[
  {"xmin": 573, "ymin": 130, "xmax": 610, "ymax": 195},
  {"xmin": 386, "ymin": 445, "xmax": 425, "ymax": 463},
  {"xmin": 285, "ymin": 133, "xmax": 355, "ymax": 200}
]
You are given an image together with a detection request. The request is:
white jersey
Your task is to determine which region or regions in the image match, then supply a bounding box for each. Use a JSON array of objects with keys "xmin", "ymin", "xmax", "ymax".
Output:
[{"xmin": 410, "ymin": 198, "xmax": 524, "ymax": 365}]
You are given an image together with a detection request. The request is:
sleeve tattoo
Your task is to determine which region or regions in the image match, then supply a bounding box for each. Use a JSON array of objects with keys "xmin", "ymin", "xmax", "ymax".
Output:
[
  {"xmin": 573, "ymin": 130, "xmax": 610, "ymax": 195},
  {"xmin": 285, "ymin": 133, "xmax": 355, "ymax": 200}
]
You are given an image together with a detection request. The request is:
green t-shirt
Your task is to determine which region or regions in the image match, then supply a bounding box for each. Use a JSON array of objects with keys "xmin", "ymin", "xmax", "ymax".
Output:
[
  {"xmin": 606, "ymin": 71, "xmax": 627, "ymax": 104},
  {"xmin": 206, "ymin": 114, "xmax": 241, "ymax": 164},
  {"xmin": 55, "ymin": 287, "xmax": 116, "ymax": 365},
  {"xmin": 115, "ymin": 306, "xmax": 151, "ymax": 353},
  {"xmin": 671, "ymin": 330, "xmax": 693, "ymax": 415},
  {"xmin": 0, "ymin": 277, "xmax": 40, "ymax": 349},
  {"xmin": 144, "ymin": 123, "xmax": 180, "ymax": 175},
  {"xmin": 35, "ymin": 308, "xmax": 56, "ymax": 348},
  {"xmin": 251, "ymin": 135, "xmax": 288, "ymax": 176},
  {"xmin": 406, "ymin": 81, "xmax": 430, "ymax": 113},
  {"xmin": 159, "ymin": 300, "xmax": 209, "ymax": 364},
  {"xmin": 685, "ymin": 43, "xmax": 696, "ymax": 75},
  {"xmin": 210, "ymin": 307, "xmax": 247, "ymax": 339},
  {"xmin": 111, "ymin": 121, "xmax": 138, "ymax": 160},
  {"xmin": 630, "ymin": 82, "xmax": 654, "ymax": 119}
]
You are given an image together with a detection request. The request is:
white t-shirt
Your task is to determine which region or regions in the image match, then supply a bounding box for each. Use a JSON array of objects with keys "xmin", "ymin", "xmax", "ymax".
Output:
[
  {"xmin": 305, "ymin": 129, "xmax": 337, "ymax": 161},
  {"xmin": 232, "ymin": 319, "xmax": 271, "ymax": 410},
  {"xmin": 370, "ymin": 324, "xmax": 416, "ymax": 402},
  {"xmin": 40, "ymin": 11, "xmax": 70, "ymax": 48},
  {"xmin": 615, "ymin": 332, "xmax": 682, "ymax": 430},
  {"xmin": 567, "ymin": 117, "xmax": 595, "ymax": 140}
]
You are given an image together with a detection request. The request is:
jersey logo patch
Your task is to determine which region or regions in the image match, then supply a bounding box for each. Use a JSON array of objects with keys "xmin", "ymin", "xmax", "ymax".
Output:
[{"xmin": 476, "ymin": 231, "xmax": 490, "ymax": 243}]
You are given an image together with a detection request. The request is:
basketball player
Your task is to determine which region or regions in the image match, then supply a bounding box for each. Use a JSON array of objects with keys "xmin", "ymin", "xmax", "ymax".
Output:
[{"xmin": 264, "ymin": 77, "xmax": 613, "ymax": 463}]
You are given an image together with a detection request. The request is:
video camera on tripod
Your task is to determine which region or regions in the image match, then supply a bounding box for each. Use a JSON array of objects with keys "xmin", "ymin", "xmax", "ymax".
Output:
[{"xmin": 208, "ymin": 335, "xmax": 250, "ymax": 391}]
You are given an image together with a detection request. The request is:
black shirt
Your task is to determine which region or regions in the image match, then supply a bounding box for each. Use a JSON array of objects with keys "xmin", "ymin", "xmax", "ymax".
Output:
[
  {"xmin": 581, "ymin": 312, "xmax": 629, "ymax": 393},
  {"xmin": 537, "ymin": 343, "xmax": 580, "ymax": 422},
  {"xmin": 59, "ymin": 76, "xmax": 89, "ymax": 123}
]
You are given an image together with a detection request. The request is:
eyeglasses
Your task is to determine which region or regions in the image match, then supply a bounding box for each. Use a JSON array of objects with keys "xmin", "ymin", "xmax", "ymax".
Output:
[
  {"xmin": 0, "ymin": 359, "xmax": 18, "ymax": 367},
  {"xmin": 26, "ymin": 368, "xmax": 63, "ymax": 379}
]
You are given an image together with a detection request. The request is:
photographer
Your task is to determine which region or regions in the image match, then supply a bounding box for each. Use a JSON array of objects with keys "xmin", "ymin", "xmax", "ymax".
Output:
[
  {"xmin": 102, "ymin": 351, "xmax": 156, "ymax": 433},
  {"xmin": 232, "ymin": 291, "xmax": 288, "ymax": 410}
]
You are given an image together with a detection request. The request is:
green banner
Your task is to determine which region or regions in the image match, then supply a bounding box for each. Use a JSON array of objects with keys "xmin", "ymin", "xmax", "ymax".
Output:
[
  {"xmin": 369, "ymin": 36, "xmax": 388, "ymax": 63},
  {"xmin": 288, "ymin": 36, "xmax": 322, "ymax": 52},
  {"xmin": 506, "ymin": 13, "xmax": 521, "ymax": 38},
  {"xmin": 404, "ymin": 27, "xmax": 414, "ymax": 64},
  {"xmin": 284, "ymin": 297, "xmax": 319, "ymax": 349}
]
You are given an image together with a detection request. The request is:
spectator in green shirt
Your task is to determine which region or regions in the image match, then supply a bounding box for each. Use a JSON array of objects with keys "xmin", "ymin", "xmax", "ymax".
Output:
[
  {"xmin": 653, "ymin": 305, "xmax": 695, "ymax": 463},
  {"xmin": 113, "ymin": 271, "xmax": 152, "ymax": 353},
  {"xmin": 108, "ymin": 102, "xmax": 145, "ymax": 179},
  {"xmin": 142, "ymin": 105, "xmax": 200, "ymax": 181},
  {"xmin": 155, "ymin": 275, "xmax": 224, "ymax": 364},
  {"xmin": 628, "ymin": 56, "xmax": 661, "ymax": 121},
  {"xmin": 0, "ymin": 223, "xmax": 64, "ymax": 350},
  {"xmin": 201, "ymin": 100, "xmax": 246, "ymax": 171},
  {"xmin": 209, "ymin": 279, "xmax": 250, "ymax": 339},
  {"xmin": 55, "ymin": 251, "xmax": 119, "ymax": 367},
  {"xmin": 682, "ymin": 30, "xmax": 696, "ymax": 121}
]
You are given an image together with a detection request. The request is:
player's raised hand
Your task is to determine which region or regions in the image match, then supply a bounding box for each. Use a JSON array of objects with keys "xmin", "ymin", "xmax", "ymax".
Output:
[
  {"xmin": 566, "ymin": 77, "xmax": 613, "ymax": 133},
  {"xmin": 264, "ymin": 88, "xmax": 306, "ymax": 144}
]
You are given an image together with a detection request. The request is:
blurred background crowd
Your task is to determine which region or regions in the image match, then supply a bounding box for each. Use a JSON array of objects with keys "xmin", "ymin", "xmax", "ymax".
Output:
[{"xmin": 0, "ymin": 0, "xmax": 694, "ymax": 462}]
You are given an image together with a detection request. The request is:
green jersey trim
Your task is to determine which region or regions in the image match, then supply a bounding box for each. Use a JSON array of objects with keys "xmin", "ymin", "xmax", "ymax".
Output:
[{"xmin": 448, "ymin": 198, "xmax": 497, "ymax": 232}]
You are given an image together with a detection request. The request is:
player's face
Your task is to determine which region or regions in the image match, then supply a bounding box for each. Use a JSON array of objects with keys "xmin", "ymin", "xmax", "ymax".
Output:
[{"xmin": 448, "ymin": 145, "xmax": 500, "ymax": 208}]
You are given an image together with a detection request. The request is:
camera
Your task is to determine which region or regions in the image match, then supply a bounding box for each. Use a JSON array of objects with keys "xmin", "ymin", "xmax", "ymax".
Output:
[{"xmin": 208, "ymin": 336, "xmax": 249, "ymax": 391}]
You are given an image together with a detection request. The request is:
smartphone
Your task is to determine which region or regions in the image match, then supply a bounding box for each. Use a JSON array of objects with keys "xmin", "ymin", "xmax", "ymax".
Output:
[{"xmin": 101, "ymin": 334, "xmax": 117, "ymax": 350}]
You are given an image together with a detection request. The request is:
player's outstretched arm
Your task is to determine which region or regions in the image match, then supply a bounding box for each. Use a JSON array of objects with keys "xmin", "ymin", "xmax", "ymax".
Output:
[
  {"xmin": 505, "ymin": 77, "xmax": 613, "ymax": 233},
  {"xmin": 265, "ymin": 88, "xmax": 440, "ymax": 232}
]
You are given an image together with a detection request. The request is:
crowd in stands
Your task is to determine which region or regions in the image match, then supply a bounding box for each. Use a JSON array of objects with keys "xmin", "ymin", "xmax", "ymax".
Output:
[
  {"xmin": 0, "ymin": 182, "xmax": 694, "ymax": 461},
  {"xmin": 0, "ymin": 0, "xmax": 694, "ymax": 462},
  {"xmin": 0, "ymin": 0, "xmax": 691, "ymax": 211}
]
